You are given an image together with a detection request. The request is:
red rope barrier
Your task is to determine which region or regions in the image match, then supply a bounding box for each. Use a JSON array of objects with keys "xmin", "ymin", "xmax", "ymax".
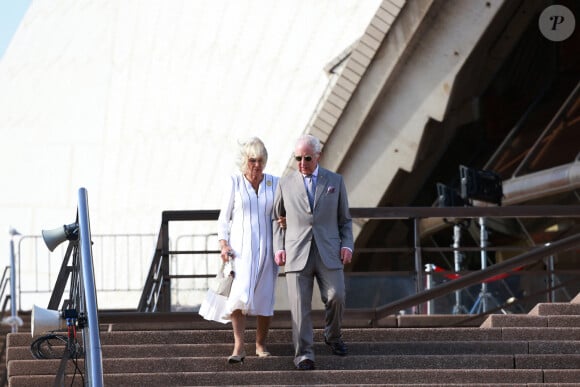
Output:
[{"xmin": 431, "ymin": 265, "xmax": 522, "ymax": 282}]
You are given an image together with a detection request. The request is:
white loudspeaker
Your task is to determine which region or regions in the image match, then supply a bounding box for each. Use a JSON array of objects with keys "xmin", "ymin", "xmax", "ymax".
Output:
[
  {"xmin": 41, "ymin": 223, "xmax": 78, "ymax": 252},
  {"xmin": 31, "ymin": 305, "xmax": 65, "ymax": 337}
]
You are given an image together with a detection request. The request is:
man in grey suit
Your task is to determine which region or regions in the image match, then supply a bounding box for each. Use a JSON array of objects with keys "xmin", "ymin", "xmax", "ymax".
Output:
[{"xmin": 273, "ymin": 134, "xmax": 353, "ymax": 371}]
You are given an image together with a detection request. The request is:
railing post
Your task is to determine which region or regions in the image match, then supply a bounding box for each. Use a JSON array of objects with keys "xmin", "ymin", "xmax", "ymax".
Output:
[
  {"xmin": 413, "ymin": 217, "xmax": 423, "ymax": 314},
  {"xmin": 160, "ymin": 220, "xmax": 171, "ymax": 312},
  {"xmin": 452, "ymin": 223, "xmax": 468, "ymax": 314},
  {"xmin": 424, "ymin": 263, "xmax": 435, "ymax": 315},
  {"xmin": 544, "ymin": 253, "xmax": 556, "ymax": 302},
  {"xmin": 8, "ymin": 228, "xmax": 23, "ymax": 333}
]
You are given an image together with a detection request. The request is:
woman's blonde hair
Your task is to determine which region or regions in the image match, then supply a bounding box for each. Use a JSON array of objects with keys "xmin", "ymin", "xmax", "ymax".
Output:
[{"xmin": 236, "ymin": 137, "xmax": 268, "ymax": 173}]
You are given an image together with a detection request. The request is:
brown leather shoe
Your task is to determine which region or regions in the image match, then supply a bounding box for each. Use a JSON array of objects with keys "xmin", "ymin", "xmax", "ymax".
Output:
[{"xmin": 296, "ymin": 359, "xmax": 315, "ymax": 370}]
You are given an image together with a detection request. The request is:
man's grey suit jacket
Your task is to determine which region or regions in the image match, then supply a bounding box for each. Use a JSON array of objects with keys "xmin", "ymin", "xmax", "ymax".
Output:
[{"xmin": 272, "ymin": 167, "xmax": 353, "ymax": 272}]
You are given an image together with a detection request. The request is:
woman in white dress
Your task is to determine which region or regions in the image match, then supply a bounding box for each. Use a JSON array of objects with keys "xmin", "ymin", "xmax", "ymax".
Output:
[{"xmin": 217, "ymin": 137, "xmax": 281, "ymax": 364}]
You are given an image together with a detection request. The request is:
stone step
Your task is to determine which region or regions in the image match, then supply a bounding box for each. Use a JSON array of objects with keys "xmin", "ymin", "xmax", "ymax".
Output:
[
  {"xmin": 11, "ymin": 326, "xmax": 580, "ymax": 348},
  {"xmin": 12, "ymin": 340, "xmax": 554, "ymax": 361},
  {"xmin": 499, "ymin": 327, "xmax": 580, "ymax": 340},
  {"xmin": 481, "ymin": 314, "xmax": 545, "ymax": 327},
  {"xmin": 14, "ymin": 310, "xmax": 487, "ymax": 331},
  {"xmin": 481, "ymin": 314, "xmax": 580, "ymax": 327},
  {"xmin": 6, "ymin": 354, "xmax": 514, "ymax": 374},
  {"xmin": 8, "ymin": 327, "xmax": 510, "ymax": 347},
  {"xmin": 8, "ymin": 368, "xmax": 567, "ymax": 386},
  {"xmin": 9, "ymin": 353, "xmax": 580, "ymax": 375},
  {"xmin": 529, "ymin": 302, "xmax": 580, "ymax": 316}
]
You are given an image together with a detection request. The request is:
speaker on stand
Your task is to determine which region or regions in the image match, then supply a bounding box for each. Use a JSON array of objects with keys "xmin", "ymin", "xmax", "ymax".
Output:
[
  {"xmin": 31, "ymin": 305, "xmax": 66, "ymax": 337},
  {"xmin": 41, "ymin": 223, "xmax": 79, "ymax": 252}
]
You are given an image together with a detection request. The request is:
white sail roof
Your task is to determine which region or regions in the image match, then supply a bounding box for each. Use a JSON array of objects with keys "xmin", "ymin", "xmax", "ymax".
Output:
[{"xmin": 0, "ymin": 0, "xmax": 381, "ymax": 262}]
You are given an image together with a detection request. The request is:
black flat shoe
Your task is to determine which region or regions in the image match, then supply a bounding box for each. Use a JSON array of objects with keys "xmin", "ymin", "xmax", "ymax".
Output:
[
  {"xmin": 296, "ymin": 359, "xmax": 315, "ymax": 370},
  {"xmin": 227, "ymin": 351, "xmax": 246, "ymax": 364},
  {"xmin": 324, "ymin": 337, "xmax": 348, "ymax": 356}
]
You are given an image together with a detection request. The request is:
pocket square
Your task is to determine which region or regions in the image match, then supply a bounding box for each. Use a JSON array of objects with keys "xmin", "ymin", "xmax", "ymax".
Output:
[{"xmin": 327, "ymin": 186, "xmax": 335, "ymax": 194}]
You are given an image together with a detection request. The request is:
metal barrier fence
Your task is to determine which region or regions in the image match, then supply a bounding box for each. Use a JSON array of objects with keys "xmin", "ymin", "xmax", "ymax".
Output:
[
  {"xmin": 17, "ymin": 233, "xmax": 157, "ymax": 311},
  {"xmin": 139, "ymin": 206, "xmax": 580, "ymax": 315},
  {"xmin": 16, "ymin": 232, "xmax": 221, "ymax": 311},
  {"xmin": 14, "ymin": 206, "xmax": 580, "ymax": 316}
]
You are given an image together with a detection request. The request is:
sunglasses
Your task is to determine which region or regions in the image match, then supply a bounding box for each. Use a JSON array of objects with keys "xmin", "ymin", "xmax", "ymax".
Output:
[{"xmin": 294, "ymin": 155, "xmax": 313, "ymax": 162}]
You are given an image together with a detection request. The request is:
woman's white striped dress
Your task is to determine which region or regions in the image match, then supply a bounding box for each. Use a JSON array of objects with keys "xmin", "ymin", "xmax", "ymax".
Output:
[{"xmin": 217, "ymin": 173, "xmax": 279, "ymax": 318}]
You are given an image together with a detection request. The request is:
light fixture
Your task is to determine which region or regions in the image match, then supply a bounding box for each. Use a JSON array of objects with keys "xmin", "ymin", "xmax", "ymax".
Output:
[{"xmin": 41, "ymin": 223, "xmax": 79, "ymax": 252}]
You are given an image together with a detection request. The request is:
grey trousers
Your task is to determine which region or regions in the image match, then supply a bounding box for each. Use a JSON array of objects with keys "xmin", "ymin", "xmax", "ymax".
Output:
[{"xmin": 285, "ymin": 242, "xmax": 345, "ymax": 365}]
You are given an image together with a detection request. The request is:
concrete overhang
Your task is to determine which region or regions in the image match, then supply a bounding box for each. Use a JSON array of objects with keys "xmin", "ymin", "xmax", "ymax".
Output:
[{"xmin": 297, "ymin": 0, "xmax": 546, "ymax": 240}]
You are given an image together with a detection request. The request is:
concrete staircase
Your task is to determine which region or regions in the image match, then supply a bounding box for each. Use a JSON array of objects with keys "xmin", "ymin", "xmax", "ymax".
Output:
[{"xmin": 4, "ymin": 295, "xmax": 580, "ymax": 386}]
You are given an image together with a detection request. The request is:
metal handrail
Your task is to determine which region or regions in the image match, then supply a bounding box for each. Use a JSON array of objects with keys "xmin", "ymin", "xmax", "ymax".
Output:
[
  {"xmin": 43, "ymin": 188, "xmax": 104, "ymax": 387},
  {"xmin": 373, "ymin": 232, "xmax": 580, "ymax": 323},
  {"xmin": 139, "ymin": 205, "xmax": 580, "ymax": 313},
  {"xmin": 77, "ymin": 187, "xmax": 104, "ymax": 387}
]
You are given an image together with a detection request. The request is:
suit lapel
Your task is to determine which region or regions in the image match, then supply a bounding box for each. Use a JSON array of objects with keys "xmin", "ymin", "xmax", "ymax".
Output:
[
  {"xmin": 314, "ymin": 168, "xmax": 328, "ymax": 208},
  {"xmin": 293, "ymin": 171, "xmax": 308, "ymax": 204}
]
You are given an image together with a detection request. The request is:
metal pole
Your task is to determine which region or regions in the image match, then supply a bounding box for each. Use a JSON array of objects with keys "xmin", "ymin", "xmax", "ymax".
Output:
[
  {"xmin": 424, "ymin": 264, "xmax": 435, "ymax": 315},
  {"xmin": 452, "ymin": 223, "xmax": 467, "ymax": 314},
  {"xmin": 77, "ymin": 188, "xmax": 104, "ymax": 387},
  {"xmin": 545, "ymin": 254, "xmax": 556, "ymax": 302},
  {"xmin": 479, "ymin": 217, "xmax": 488, "ymax": 312},
  {"xmin": 8, "ymin": 228, "xmax": 22, "ymax": 333},
  {"xmin": 413, "ymin": 218, "xmax": 423, "ymax": 314}
]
